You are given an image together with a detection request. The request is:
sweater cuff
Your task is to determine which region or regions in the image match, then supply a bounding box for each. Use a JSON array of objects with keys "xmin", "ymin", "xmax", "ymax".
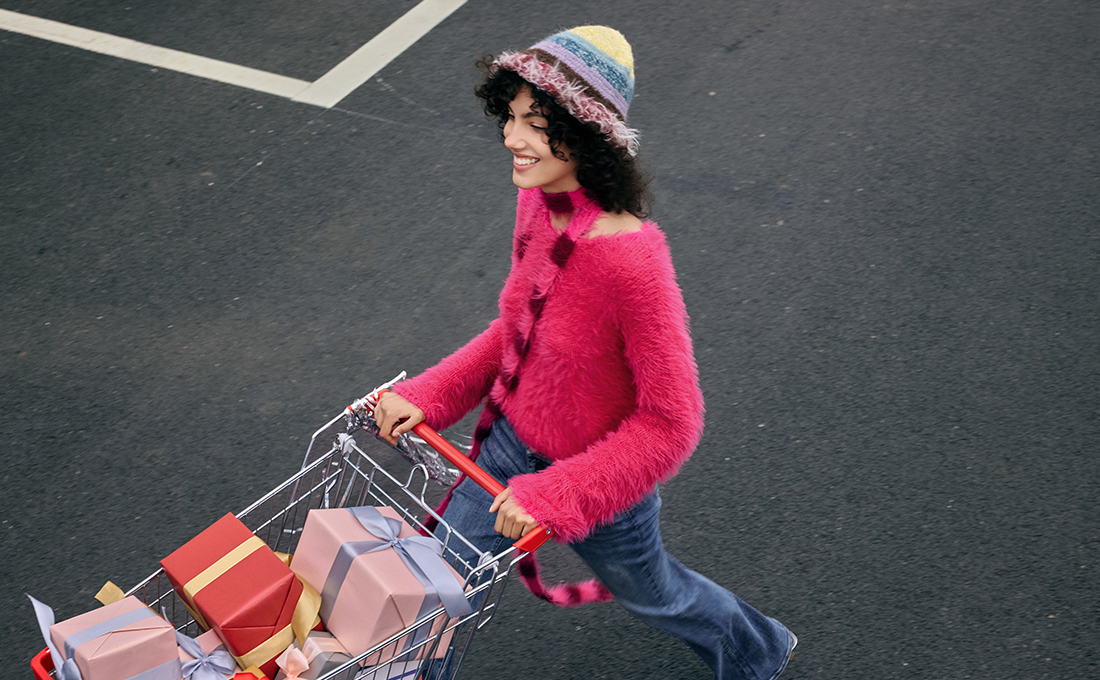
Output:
[
  {"xmin": 508, "ymin": 472, "xmax": 591, "ymax": 543},
  {"xmin": 390, "ymin": 382, "xmax": 446, "ymax": 431}
]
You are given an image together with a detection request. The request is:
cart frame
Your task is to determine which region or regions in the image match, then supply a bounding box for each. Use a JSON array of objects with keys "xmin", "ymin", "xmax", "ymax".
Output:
[{"xmin": 32, "ymin": 389, "xmax": 542, "ymax": 680}]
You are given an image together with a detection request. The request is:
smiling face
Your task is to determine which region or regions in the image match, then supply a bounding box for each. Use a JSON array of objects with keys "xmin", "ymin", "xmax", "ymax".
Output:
[{"xmin": 503, "ymin": 86, "xmax": 580, "ymax": 194}]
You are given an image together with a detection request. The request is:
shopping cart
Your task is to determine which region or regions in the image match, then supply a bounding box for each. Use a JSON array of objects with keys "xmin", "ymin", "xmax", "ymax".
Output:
[{"xmin": 31, "ymin": 379, "xmax": 552, "ymax": 680}]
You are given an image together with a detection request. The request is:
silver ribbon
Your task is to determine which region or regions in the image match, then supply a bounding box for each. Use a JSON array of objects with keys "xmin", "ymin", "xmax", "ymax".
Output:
[
  {"xmin": 307, "ymin": 653, "xmax": 349, "ymax": 680},
  {"xmin": 297, "ymin": 646, "xmax": 351, "ymax": 680},
  {"xmin": 28, "ymin": 594, "xmax": 81, "ymax": 680},
  {"xmin": 28, "ymin": 594, "xmax": 182, "ymax": 680},
  {"xmin": 319, "ymin": 507, "xmax": 472, "ymax": 626},
  {"xmin": 176, "ymin": 630, "xmax": 237, "ymax": 680},
  {"xmin": 126, "ymin": 657, "xmax": 186, "ymax": 680}
]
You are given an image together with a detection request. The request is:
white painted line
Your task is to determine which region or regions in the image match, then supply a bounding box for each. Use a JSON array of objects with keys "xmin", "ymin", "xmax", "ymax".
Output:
[
  {"xmin": 0, "ymin": 8, "xmax": 312, "ymax": 100},
  {"xmin": 292, "ymin": 0, "xmax": 468, "ymax": 108},
  {"xmin": 0, "ymin": 1, "xmax": 466, "ymax": 108}
]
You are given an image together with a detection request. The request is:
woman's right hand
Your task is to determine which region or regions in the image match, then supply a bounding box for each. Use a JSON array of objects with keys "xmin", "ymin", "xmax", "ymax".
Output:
[{"xmin": 373, "ymin": 391, "xmax": 425, "ymax": 446}]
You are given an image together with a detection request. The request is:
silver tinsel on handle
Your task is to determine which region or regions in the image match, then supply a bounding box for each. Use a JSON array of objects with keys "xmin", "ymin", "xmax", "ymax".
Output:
[{"xmin": 342, "ymin": 375, "xmax": 461, "ymax": 486}]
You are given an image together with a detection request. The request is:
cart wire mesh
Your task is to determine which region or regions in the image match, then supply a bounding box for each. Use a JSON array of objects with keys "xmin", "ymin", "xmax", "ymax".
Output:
[{"xmin": 122, "ymin": 404, "xmax": 525, "ymax": 680}]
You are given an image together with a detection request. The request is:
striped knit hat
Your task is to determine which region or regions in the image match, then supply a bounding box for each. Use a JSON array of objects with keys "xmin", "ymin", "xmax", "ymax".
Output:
[{"xmin": 494, "ymin": 26, "xmax": 639, "ymax": 156}]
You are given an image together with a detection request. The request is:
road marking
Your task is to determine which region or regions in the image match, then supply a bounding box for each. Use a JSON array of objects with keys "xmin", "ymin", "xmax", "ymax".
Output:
[
  {"xmin": 294, "ymin": 0, "xmax": 467, "ymax": 108},
  {"xmin": 0, "ymin": 9, "xmax": 311, "ymax": 99},
  {"xmin": 0, "ymin": 0, "xmax": 467, "ymax": 108}
]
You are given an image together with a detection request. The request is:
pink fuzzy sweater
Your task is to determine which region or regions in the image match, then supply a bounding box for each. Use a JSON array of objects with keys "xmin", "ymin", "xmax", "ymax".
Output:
[{"xmin": 394, "ymin": 188, "xmax": 704, "ymax": 543}]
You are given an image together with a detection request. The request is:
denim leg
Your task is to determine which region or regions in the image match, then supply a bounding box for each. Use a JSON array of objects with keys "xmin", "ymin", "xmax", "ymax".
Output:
[
  {"xmin": 424, "ymin": 419, "xmax": 538, "ymax": 680},
  {"xmin": 571, "ymin": 493, "xmax": 795, "ymax": 680},
  {"xmin": 434, "ymin": 417, "xmax": 794, "ymax": 680},
  {"xmin": 433, "ymin": 418, "xmax": 543, "ymax": 568}
]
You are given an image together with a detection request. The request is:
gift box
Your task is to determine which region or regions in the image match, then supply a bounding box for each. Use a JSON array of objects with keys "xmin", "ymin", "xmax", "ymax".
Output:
[
  {"xmin": 272, "ymin": 631, "xmax": 426, "ymax": 680},
  {"xmin": 29, "ymin": 594, "xmax": 182, "ymax": 680},
  {"xmin": 273, "ymin": 631, "xmax": 353, "ymax": 680},
  {"xmin": 291, "ymin": 506, "xmax": 472, "ymax": 663},
  {"xmin": 161, "ymin": 513, "xmax": 320, "ymax": 678}
]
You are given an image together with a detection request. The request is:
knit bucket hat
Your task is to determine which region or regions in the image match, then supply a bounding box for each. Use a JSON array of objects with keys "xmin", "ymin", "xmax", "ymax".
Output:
[{"xmin": 494, "ymin": 26, "xmax": 640, "ymax": 156}]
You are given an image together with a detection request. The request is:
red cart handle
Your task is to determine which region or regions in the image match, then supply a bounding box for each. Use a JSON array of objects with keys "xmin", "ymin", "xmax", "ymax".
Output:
[
  {"xmin": 31, "ymin": 647, "xmax": 52, "ymax": 680},
  {"xmin": 411, "ymin": 423, "xmax": 553, "ymax": 553},
  {"xmin": 373, "ymin": 391, "xmax": 553, "ymax": 553}
]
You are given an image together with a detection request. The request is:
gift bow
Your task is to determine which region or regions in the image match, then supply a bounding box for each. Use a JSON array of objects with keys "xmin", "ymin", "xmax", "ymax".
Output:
[
  {"xmin": 323, "ymin": 507, "xmax": 472, "ymax": 621},
  {"xmin": 274, "ymin": 641, "xmax": 321, "ymax": 680},
  {"xmin": 177, "ymin": 630, "xmax": 238, "ymax": 680},
  {"xmin": 28, "ymin": 594, "xmax": 83, "ymax": 680}
]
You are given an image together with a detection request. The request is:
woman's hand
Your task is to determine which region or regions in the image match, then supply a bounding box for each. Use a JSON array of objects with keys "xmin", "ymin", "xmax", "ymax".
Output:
[
  {"xmin": 490, "ymin": 486, "xmax": 540, "ymax": 539},
  {"xmin": 373, "ymin": 391, "xmax": 425, "ymax": 446}
]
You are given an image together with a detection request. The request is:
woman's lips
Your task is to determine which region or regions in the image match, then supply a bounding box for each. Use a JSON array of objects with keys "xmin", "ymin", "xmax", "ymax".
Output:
[{"xmin": 513, "ymin": 155, "xmax": 538, "ymax": 171}]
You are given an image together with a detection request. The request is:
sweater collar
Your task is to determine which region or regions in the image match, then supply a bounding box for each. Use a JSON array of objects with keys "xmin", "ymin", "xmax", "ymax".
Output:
[{"xmin": 538, "ymin": 187, "xmax": 598, "ymax": 215}]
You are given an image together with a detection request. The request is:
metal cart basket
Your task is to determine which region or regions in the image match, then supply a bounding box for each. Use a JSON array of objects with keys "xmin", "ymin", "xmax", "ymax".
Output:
[{"xmin": 31, "ymin": 382, "xmax": 552, "ymax": 680}]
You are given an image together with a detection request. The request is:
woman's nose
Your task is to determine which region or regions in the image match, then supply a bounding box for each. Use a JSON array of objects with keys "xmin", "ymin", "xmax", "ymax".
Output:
[{"xmin": 503, "ymin": 124, "xmax": 522, "ymax": 150}]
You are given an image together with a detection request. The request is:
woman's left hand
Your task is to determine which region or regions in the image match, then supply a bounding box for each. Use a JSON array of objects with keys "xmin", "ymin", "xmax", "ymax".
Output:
[{"xmin": 489, "ymin": 487, "xmax": 540, "ymax": 539}]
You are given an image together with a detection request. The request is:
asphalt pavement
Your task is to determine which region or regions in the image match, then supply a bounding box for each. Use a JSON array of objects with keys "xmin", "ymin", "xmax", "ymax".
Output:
[{"xmin": 2, "ymin": 1, "xmax": 1098, "ymax": 678}]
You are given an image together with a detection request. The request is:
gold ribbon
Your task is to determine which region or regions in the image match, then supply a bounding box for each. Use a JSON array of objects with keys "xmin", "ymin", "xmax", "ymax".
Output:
[
  {"xmin": 173, "ymin": 537, "xmax": 321, "ymax": 671},
  {"xmin": 234, "ymin": 576, "xmax": 322, "ymax": 668},
  {"xmin": 94, "ymin": 581, "xmax": 126, "ymax": 606},
  {"xmin": 291, "ymin": 576, "xmax": 322, "ymax": 646},
  {"xmin": 180, "ymin": 534, "xmax": 266, "ymax": 630},
  {"xmin": 184, "ymin": 535, "xmax": 267, "ymax": 598},
  {"xmin": 275, "ymin": 550, "xmax": 319, "ymax": 646},
  {"xmin": 237, "ymin": 623, "xmax": 295, "ymax": 670}
]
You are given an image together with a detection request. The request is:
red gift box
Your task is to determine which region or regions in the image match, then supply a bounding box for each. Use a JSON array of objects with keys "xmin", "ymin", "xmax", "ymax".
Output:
[{"xmin": 161, "ymin": 513, "xmax": 319, "ymax": 678}]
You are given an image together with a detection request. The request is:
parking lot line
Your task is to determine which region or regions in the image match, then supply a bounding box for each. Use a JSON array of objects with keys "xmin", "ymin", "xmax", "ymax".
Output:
[
  {"xmin": 0, "ymin": 8, "xmax": 311, "ymax": 100},
  {"xmin": 294, "ymin": 0, "xmax": 467, "ymax": 108},
  {"xmin": 0, "ymin": 0, "xmax": 468, "ymax": 108}
]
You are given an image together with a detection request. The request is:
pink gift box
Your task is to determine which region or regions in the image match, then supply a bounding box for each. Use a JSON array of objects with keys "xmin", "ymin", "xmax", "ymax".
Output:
[
  {"xmin": 357, "ymin": 659, "xmax": 423, "ymax": 680},
  {"xmin": 291, "ymin": 507, "xmax": 464, "ymax": 663},
  {"xmin": 48, "ymin": 596, "xmax": 182, "ymax": 680},
  {"xmin": 273, "ymin": 632, "xmax": 424, "ymax": 680}
]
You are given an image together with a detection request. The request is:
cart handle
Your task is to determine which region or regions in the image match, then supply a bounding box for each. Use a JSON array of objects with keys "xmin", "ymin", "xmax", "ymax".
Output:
[
  {"xmin": 31, "ymin": 647, "xmax": 52, "ymax": 680},
  {"xmin": 374, "ymin": 390, "xmax": 553, "ymax": 553}
]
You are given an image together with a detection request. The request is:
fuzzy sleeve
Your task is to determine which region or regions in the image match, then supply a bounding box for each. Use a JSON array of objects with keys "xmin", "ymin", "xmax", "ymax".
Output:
[
  {"xmin": 508, "ymin": 232, "xmax": 706, "ymax": 542},
  {"xmin": 391, "ymin": 318, "xmax": 503, "ymax": 431}
]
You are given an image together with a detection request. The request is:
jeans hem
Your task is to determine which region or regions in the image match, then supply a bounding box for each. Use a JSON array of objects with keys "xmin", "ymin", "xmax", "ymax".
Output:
[{"xmin": 765, "ymin": 628, "xmax": 797, "ymax": 680}]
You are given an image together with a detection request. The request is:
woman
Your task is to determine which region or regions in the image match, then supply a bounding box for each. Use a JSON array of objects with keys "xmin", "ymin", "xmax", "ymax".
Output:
[{"xmin": 374, "ymin": 26, "xmax": 796, "ymax": 680}]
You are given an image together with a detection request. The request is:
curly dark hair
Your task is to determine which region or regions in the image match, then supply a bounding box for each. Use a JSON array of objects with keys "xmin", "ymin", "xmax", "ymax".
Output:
[{"xmin": 474, "ymin": 58, "xmax": 652, "ymax": 218}]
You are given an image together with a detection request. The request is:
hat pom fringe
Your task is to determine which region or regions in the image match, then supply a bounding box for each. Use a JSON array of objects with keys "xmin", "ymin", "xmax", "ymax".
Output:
[{"xmin": 495, "ymin": 52, "xmax": 640, "ymax": 156}]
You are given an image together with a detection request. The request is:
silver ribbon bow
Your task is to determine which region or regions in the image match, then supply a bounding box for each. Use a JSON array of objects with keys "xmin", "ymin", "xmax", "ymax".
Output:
[
  {"xmin": 28, "ymin": 594, "xmax": 83, "ymax": 680},
  {"xmin": 176, "ymin": 630, "xmax": 237, "ymax": 680},
  {"xmin": 320, "ymin": 507, "xmax": 472, "ymax": 622}
]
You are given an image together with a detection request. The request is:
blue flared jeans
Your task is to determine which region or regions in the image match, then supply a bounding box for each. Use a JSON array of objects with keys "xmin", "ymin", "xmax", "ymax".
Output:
[{"xmin": 437, "ymin": 417, "xmax": 795, "ymax": 680}]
